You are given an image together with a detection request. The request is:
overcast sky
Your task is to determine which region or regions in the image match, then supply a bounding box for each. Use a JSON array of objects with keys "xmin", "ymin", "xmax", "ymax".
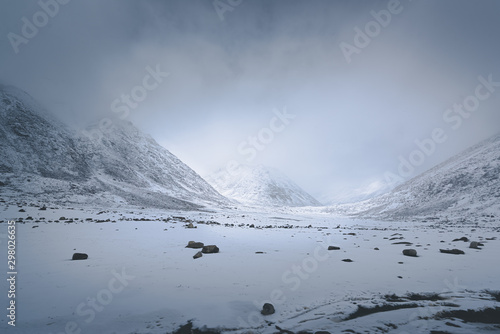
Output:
[{"xmin": 1, "ymin": 0, "xmax": 500, "ymax": 202}]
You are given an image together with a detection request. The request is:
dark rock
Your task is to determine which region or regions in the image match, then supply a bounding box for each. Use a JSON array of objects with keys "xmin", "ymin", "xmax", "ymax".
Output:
[
  {"xmin": 186, "ymin": 241, "xmax": 204, "ymax": 249},
  {"xmin": 202, "ymin": 245, "xmax": 219, "ymax": 254},
  {"xmin": 186, "ymin": 223, "xmax": 196, "ymax": 228},
  {"xmin": 469, "ymin": 241, "xmax": 484, "ymax": 249},
  {"xmin": 261, "ymin": 303, "xmax": 275, "ymax": 315},
  {"xmin": 328, "ymin": 246, "xmax": 340, "ymax": 250},
  {"xmin": 374, "ymin": 247, "xmax": 380, "ymax": 250},
  {"xmin": 392, "ymin": 241, "xmax": 413, "ymax": 245},
  {"xmin": 72, "ymin": 253, "xmax": 88, "ymax": 260},
  {"xmin": 193, "ymin": 251, "xmax": 203, "ymax": 259},
  {"xmin": 440, "ymin": 249, "xmax": 465, "ymax": 255},
  {"xmin": 402, "ymin": 249, "xmax": 417, "ymax": 257},
  {"xmin": 452, "ymin": 237, "xmax": 469, "ymax": 242},
  {"xmin": 342, "ymin": 259, "xmax": 353, "ymax": 262}
]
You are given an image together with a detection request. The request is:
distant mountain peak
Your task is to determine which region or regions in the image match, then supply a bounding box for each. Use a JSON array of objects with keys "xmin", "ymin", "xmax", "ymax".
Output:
[{"xmin": 206, "ymin": 164, "xmax": 322, "ymax": 207}]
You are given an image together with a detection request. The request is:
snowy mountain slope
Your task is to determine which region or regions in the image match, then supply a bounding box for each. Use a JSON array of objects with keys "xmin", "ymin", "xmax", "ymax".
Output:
[
  {"xmin": 329, "ymin": 133, "xmax": 500, "ymax": 219},
  {"xmin": 205, "ymin": 164, "xmax": 322, "ymax": 207},
  {"xmin": 0, "ymin": 85, "xmax": 228, "ymax": 209}
]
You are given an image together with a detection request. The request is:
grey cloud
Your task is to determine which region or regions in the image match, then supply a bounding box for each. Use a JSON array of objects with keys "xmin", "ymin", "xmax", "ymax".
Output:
[{"xmin": 1, "ymin": 0, "xmax": 499, "ymax": 202}]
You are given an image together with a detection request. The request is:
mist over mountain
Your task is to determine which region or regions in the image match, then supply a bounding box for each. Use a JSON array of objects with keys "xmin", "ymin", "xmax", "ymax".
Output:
[
  {"xmin": 206, "ymin": 164, "xmax": 322, "ymax": 207},
  {"xmin": 0, "ymin": 85, "xmax": 229, "ymax": 210},
  {"xmin": 327, "ymin": 133, "xmax": 500, "ymax": 220}
]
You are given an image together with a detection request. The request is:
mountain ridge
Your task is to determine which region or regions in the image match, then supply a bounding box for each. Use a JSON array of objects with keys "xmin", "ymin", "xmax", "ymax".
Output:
[
  {"xmin": 326, "ymin": 133, "xmax": 500, "ymax": 220},
  {"xmin": 0, "ymin": 85, "xmax": 229, "ymax": 210}
]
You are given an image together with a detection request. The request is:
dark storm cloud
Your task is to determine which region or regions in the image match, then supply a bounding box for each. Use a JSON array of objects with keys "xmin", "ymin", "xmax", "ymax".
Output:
[{"xmin": 1, "ymin": 0, "xmax": 500, "ymax": 202}]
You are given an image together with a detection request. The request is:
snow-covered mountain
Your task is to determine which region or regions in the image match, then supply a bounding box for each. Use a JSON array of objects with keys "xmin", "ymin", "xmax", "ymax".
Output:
[
  {"xmin": 205, "ymin": 164, "xmax": 322, "ymax": 207},
  {"xmin": 0, "ymin": 85, "xmax": 229, "ymax": 209},
  {"xmin": 328, "ymin": 133, "xmax": 500, "ymax": 220}
]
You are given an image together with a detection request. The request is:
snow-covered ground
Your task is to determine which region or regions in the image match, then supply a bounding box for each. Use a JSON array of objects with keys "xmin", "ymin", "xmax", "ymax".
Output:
[{"xmin": 1, "ymin": 203, "xmax": 499, "ymax": 334}]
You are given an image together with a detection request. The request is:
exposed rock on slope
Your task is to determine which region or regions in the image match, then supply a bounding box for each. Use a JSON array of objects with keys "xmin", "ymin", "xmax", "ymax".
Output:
[{"xmin": 0, "ymin": 85, "xmax": 228, "ymax": 209}]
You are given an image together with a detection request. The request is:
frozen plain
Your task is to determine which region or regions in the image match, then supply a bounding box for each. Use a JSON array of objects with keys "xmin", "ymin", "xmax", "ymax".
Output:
[{"xmin": 1, "ymin": 203, "xmax": 499, "ymax": 334}]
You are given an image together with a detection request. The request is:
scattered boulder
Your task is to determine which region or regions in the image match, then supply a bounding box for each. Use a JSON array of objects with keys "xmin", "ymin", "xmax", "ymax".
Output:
[
  {"xmin": 452, "ymin": 237, "xmax": 469, "ymax": 242},
  {"xmin": 193, "ymin": 251, "xmax": 203, "ymax": 259},
  {"xmin": 440, "ymin": 249, "xmax": 465, "ymax": 255},
  {"xmin": 261, "ymin": 303, "xmax": 275, "ymax": 315},
  {"xmin": 328, "ymin": 246, "xmax": 340, "ymax": 250},
  {"xmin": 469, "ymin": 241, "xmax": 484, "ymax": 249},
  {"xmin": 374, "ymin": 247, "xmax": 380, "ymax": 250},
  {"xmin": 342, "ymin": 259, "xmax": 353, "ymax": 262},
  {"xmin": 72, "ymin": 253, "xmax": 88, "ymax": 260},
  {"xmin": 186, "ymin": 223, "xmax": 196, "ymax": 228},
  {"xmin": 186, "ymin": 241, "xmax": 204, "ymax": 249},
  {"xmin": 402, "ymin": 249, "xmax": 417, "ymax": 257},
  {"xmin": 202, "ymin": 245, "xmax": 219, "ymax": 254}
]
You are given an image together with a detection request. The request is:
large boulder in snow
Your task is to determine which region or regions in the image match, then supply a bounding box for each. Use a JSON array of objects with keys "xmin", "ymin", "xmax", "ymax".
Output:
[
  {"xmin": 440, "ymin": 249, "xmax": 465, "ymax": 255},
  {"xmin": 469, "ymin": 241, "xmax": 483, "ymax": 249},
  {"xmin": 261, "ymin": 303, "xmax": 275, "ymax": 315},
  {"xmin": 72, "ymin": 253, "xmax": 88, "ymax": 260},
  {"xmin": 186, "ymin": 241, "xmax": 204, "ymax": 249},
  {"xmin": 202, "ymin": 245, "xmax": 219, "ymax": 254},
  {"xmin": 402, "ymin": 249, "xmax": 417, "ymax": 257}
]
